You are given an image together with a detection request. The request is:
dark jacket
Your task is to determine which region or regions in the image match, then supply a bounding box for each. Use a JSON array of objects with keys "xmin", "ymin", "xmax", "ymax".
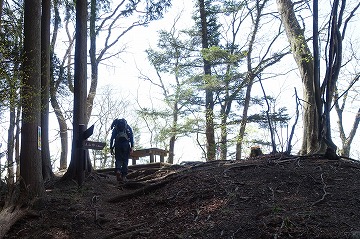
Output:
[{"xmin": 110, "ymin": 122, "xmax": 134, "ymax": 150}]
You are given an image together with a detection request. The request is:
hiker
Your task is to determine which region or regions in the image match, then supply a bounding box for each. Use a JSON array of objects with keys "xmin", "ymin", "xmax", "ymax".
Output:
[{"xmin": 110, "ymin": 118, "xmax": 134, "ymax": 182}]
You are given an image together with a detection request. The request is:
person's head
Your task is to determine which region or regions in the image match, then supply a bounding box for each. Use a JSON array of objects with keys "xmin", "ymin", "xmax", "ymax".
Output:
[
  {"xmin": 111, "ymin": 118, "xmax": 127, "ymax": 130},
  {"xmin": 117, "ymin": 118, "xmax": 127, "ymax": 129},
  {"xmin": 120, "ymin": 118, "xmax": 127, "ymax": 125}
]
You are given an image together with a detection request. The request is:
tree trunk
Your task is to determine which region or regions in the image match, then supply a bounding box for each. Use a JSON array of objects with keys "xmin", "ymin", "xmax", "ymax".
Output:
[
  {"xmin": 321, "ymin": 0, "xmax": 343, "ymax": 153},
  {"xmin": 64, "ymin": 0, "xmax": 88, "ymax": 184},
  {"xmin": 234, "ymin": 0, "xmax": 266, "ymax": 160},
  {"xmin": 6, "ymin": 58, "xmax": 21, "ymax": 184},
  {"xmin": 21, "ymin": 0, "xmax": 44, "ymax": 197},
  {"xmin": 0, "ymin": 197, "xmax": 28, "ymax": 239},
  {"xmin": 41, "ymin": 0, "xmax": 53, "ymax": 180},
  {"xmin": 87, "ymin": 0, "xmax": 98, "ymax": 125},
  {"xmin": 219, "ymin": 116, "xmax": 227, "ymax": 161},
  {"xmin": 7, "ymin": 103, "xmax": 16, "ymax": 184},
  {"xmin": 82, "ymin": 0, "xmax": 99, "ymax": 170},
  {"xmin": 168, "ymin": 135, "xmax": 175, "ymax": 164},
  {"xmin": 50, "ymin": 96, "xmax": 69, "ymax": 170},
  {"xmin": 277, "ymin": 0, "xmax": 322, "ymax": 155},
  {"xmin": 50, "ymin": 0, "xmax": 70, "ymax": 170},
  {"xmin": 167, "ymin": 101, "xmax": 178, "ymax": 164},
  {"xmin": 0, "ymin": 0, "xmax": 3, "ymax": 29},
  {"xmin": 219, "ymin": 101, "xmax": 231, "ymax": 161},
  {"xmin": 335, "ymin": 86, "xmax": 360, "ymax": 157},
  {"xmin": 236, "ymin": 78, "xmax": 253, "ymax": 160},
  {"xmin": 199, "ymin": 0, "xmax": 215, "ymax": 161},
  {"xmin": 15, "ymin": 106, "xmax": 20, "ymax": 180}
]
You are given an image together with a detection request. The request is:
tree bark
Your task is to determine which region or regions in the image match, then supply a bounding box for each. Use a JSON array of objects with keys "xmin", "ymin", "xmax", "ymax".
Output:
[
  {"xmin": 49, "ymin": 0, "xmax": 70, "ymax": 170},
  {"xmin": 15, "ymin": 106, "xmax": 21, "ymax": 179},
  {"xmin": 334, "ymin": 85, "xmax": 360, "ymax": 157},
  {"xmin": 87, "ymin": 0, "xmax": 98, "ymax": 125},
  {"xmin": 0, "ymin": 202, "xmax": 28, "ymax": 239},
  {"xmin": 21, "ymin": 0, "xmax": 44, "ymax": 197},
  {"xmin": 199, "ymin": 0, "xmax": 215, "ymax": 161},
  {"xmin": 64, "ymin": 0, "xmax": 88, "ymax": 184},
  {"xmin": 49, "ymin": 96, "xmax": 69, "ymax": 170},
  {"xmin": 235, "ymin": 0, "xmax": 263, "ymax": 160},
  {"xmin": 236, "ymin": 78, "xmax": 253, "ymax": 160},
  {"xmin": 337, "ymin": 108, "xmax": 360, "ymax": 157},
  {"xmin": 6, "ymin": 59, "xmax": 21, "ymax": 184},
  {"xmin": 0, "ymin": 0, "xmax": 3, "ymax": 29},
  {"xmin": 321, "ymin": 0, "xmax": 343, "ymax": 153},
  {"xmin": 7, "ymin": 101, "xmax": 16, "ymax": 184},
  {"xmin": 167, "ymin": 101, "xmax": 179, "ymax": 164},
  {"xmin": 277, "ymin": 0, "xmax": 322, "ymax": 155},
  {"xmin": 219, "ymin": 109, "xmax": 228, "ymax": 161},
  {"xmin": 41, "ymin": 0, "xmax": 54, "ymax": 180}
]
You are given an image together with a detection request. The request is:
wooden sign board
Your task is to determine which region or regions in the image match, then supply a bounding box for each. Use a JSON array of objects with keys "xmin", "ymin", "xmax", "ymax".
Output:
[
  {"xmin": 83, "ymin": 124, "xmax": 94, "ymax": 140},
  {"xmin": 83, "ymin": 140, "xmax": 106, "ymax": 150}
]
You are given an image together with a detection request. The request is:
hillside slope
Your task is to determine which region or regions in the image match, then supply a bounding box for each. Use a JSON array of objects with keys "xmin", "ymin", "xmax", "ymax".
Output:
[{"xmin": 4, "ymin": 155, "xmax": 360, "ymax": 239}]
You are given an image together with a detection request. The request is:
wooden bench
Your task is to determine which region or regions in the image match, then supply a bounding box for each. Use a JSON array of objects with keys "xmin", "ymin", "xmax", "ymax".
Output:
[{"xmin": 130, "ymin": 148, "xmax": 169, "ymax": 165}]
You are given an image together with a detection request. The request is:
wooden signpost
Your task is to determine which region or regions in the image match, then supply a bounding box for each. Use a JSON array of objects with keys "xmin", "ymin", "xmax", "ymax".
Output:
[
  {"xmin": 77, "ymin": 124, "xmax": 105, "ymax": 186},
  {"xmin": 83, "ymin": 140, "xmax": 106, "ymax": 150}
]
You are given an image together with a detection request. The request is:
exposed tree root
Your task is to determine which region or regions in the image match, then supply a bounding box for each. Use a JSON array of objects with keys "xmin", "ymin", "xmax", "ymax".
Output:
[
  {"xmin": 127, "ymin": 168, "xmax": 163, "ymax": 180},
  {"xmin": 107, "ymin": 160, "xmax": 237, "ymax": 203},
  {"xmin": 0, "ymin": 181, "xmax": 34, "ymax": 239},
  {"xmin": 0, "ymin": 204, "xmax": 29, "ymax": 238},
  {"xmin": 108, "ymin": 174, "xmax": 184, "ymax": 202}
]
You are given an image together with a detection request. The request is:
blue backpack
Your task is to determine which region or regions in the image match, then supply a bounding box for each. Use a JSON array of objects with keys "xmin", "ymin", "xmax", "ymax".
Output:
[{"xmin": 114, "ymin": 118, "xmax": 129, "ymax": 141}]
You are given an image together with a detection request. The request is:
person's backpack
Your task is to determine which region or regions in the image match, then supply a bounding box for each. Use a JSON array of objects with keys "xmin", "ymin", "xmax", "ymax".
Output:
[{"xmin": 115, "ymin": 118, "xmax": 129, "ymax": 141}]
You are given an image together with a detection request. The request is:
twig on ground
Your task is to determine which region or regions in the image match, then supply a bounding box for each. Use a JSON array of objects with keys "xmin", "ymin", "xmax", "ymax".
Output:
[
  {"xmin": 91, "ymin": 195, "xmax": 101, "ymax": 227},
  {"xmin": 312, "ymin": 173, "xmax": 330, "ymax": 206},
  {"xmin": 231, "ymin": 227, "xmax": 242, "ymax": 239},
  {"xmin": 272, "ymin": 157, "xmax": 301, "ymax": 165}
]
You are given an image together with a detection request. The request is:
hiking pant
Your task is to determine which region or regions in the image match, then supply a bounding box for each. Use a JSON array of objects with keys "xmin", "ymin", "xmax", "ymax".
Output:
[{"xmin": 114, "ymin": 140, "xmax": 130, "ymax": 177}]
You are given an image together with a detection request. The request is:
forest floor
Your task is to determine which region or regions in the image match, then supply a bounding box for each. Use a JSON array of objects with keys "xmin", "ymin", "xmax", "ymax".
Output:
[{"xmin": 3, "ymin": 154, "xmax": 360, "ymax": 239}]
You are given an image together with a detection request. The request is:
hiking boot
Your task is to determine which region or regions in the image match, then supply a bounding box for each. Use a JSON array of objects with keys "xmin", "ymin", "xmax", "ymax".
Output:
[{"xmin": 116, "ymin": 171, "xmax": 122, "ymax": 181}]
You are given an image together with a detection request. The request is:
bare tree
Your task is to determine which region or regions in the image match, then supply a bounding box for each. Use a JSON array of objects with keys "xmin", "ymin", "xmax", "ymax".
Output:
[
  {"xmin": 334, "ymin": 74, "xmax": 360, "ymax": 157},
  {"xmin": 49, "ymin": 0, "xmax": 172, "ymax": 171},
  {"xmin": 143, "ymin": 13, "xmax": 199, "ymax": 163},
  {"xmin": 320, "ymin": 0, "xmax": 360, "ymax": 157},
  {"xmin": 2, "ymin": 2, "xmax": 23, "ymax": 184},
  {"xmin": 194, "ymin": 0, "xmax": 288, "ymax": 160},
  {"xmin": 86, "ymin": 0, "xmax": 173, "ymax": 124},
  {"xmin": 88, "ymin": 86, "xmax": 133, "ymax": 169},
  {"xmin": 49, "ymin": 0, "xmax": 74, "ymax": 170},
  {"xmin": 87, "ymin": 0, "xmax": 146, "ymax": 124},
  {"xmin": 278, "ymin": 0, "xmax": 359, "ymax": 156},
  {"xmin": 277, "ymin": 0, "xmax": 319, "ymax": 155},
  {"xmin": 212, "ymin": 0, "xmax": 288, "ymax": 160}
]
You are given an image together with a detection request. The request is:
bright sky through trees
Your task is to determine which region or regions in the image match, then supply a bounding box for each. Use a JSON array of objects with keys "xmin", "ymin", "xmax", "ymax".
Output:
[
  {"xmin": 1, "ymin": 0, "xmax": 359, "ymax": 172},
  {"xmin": 48, "ymin": 0, "xmax": 359, "ymax": 167}
]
